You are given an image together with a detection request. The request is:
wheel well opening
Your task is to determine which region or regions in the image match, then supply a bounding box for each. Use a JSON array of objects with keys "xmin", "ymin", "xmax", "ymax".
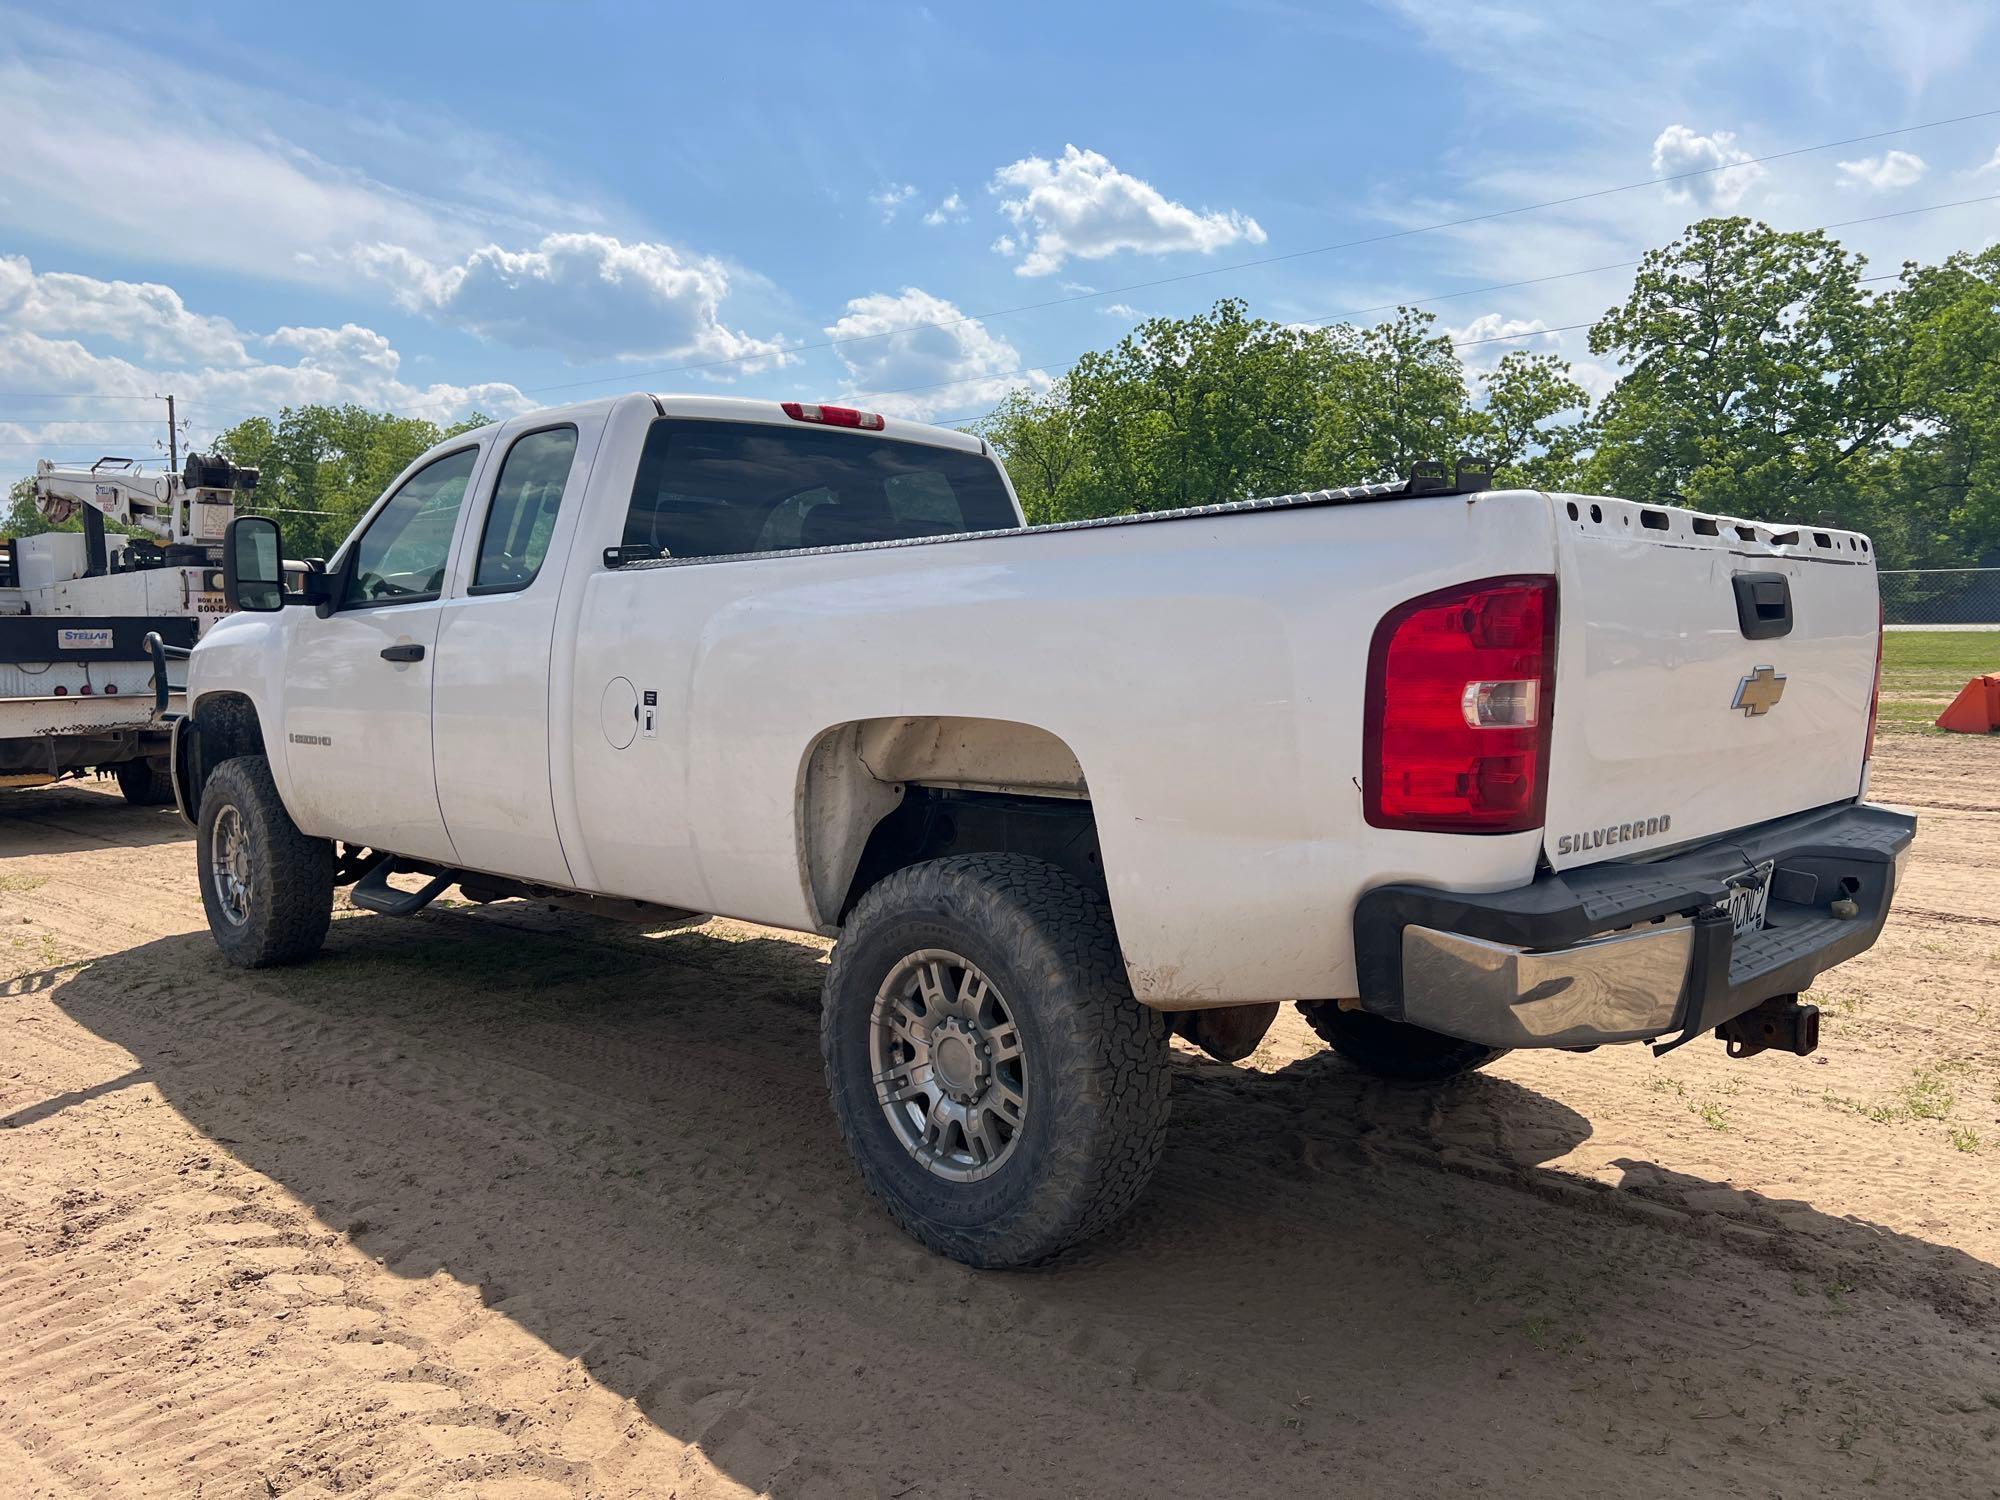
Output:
[
  {"xmin": 840, "ymin": 786, "xmax": 1103, "ymax": 923},
  {"xmin": 184, "ymin": 691, "xmax": 265, "ymax": 811},
  {"xmin": 799, "ymin": 716, "xmax": 1099, "ymax": 926}
]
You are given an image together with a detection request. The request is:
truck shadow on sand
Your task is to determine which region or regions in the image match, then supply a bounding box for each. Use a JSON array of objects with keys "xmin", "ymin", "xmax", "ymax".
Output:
[
  {"xmin": 23, "ymin": 905, "xmax": 2000, "ymax": 1496},
  {"xmin": 0, "ymin": 782, "xmax": 192, "ymax": 854}
]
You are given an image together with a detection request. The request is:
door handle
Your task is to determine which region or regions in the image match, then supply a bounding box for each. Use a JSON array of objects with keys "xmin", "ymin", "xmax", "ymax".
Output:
[{"xmin": 380, "ymin": 643, "xmax": 425, "ymax": 663}]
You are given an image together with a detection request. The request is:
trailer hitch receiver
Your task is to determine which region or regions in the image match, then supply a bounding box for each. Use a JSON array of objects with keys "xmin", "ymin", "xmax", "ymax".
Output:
[{"xmin": 1716, "ymin": 994, "xmax": 1820, "ymax": 1060}]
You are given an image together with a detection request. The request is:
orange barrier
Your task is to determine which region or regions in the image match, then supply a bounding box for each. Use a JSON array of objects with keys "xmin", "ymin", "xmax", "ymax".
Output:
[{"xmin": 1936, "ymin": 673, "xmax": 2000, "ymax": 733}]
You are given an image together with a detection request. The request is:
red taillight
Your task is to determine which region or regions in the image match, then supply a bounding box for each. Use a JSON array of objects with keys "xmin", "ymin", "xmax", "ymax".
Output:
[
  {"xmin": 1865, "ymin": 599, "xmax": 1884, "ymax": 761},
  {"xmin": 780, "ymin": 401, "xmax": 885, "ymax": 431},
  {"xmin": 1363, "ymin": 575, "xmax": 1558, "ymax": 834}
]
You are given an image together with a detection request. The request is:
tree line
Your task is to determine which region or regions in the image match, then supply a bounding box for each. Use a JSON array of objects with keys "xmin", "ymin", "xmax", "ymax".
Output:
[
  {"xmin": 983, "ymin": 216, "xmax": 2000, "ymax": 570},
  {"xmin": 6, "ymin": 215, "xmax": 1993, "ymax": 572}
]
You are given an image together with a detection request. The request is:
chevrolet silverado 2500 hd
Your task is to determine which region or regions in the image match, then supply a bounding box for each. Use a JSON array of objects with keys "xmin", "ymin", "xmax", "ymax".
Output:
[{"xmin": 175, "ymin": 392, "xmax": 1915, "ymax": 1267}]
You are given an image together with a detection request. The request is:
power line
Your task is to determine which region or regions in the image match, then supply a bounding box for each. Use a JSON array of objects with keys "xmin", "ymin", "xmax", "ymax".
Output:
[
  {"xmin": 837, "ymin": 194, "xmax": 1966, "ymax": 414},
  {"xmin": 3, "ymin": 117, "xmax": 1994, "ymax": 428},
  {"xmin": 920, "ymin": 265, "xmax": 1918, "ymax": 431},
  {"xmin": 383, "ymin": 107, "xmax": 2000, "ymax": 415}
]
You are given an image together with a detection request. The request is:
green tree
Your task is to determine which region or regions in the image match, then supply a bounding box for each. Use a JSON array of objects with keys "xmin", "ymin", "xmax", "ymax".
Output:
[
  {"xmin": 1328, "ymin": 308, "xmax": 1477, "ymax": 483},
  {"xmin": 1584, "ymin": 216, "xmax": 1898, "ymax": 519},
  {"xmin": 1060, "ymin": 298, "xmax": 1328, "ymax": 515},
  {"xmin": 983, "ymin": 299, "xmax": 1602, "ymax": 522},
  {"xmin": 3, "ymin": 476, "xmax": 46, "ymax": 537},
  {"xmin": 1473, "ymin": 351, "xmax": 1595, "ymax": 490},
  {"xmin": 982, "ymin": 383, "xmax": 1089, "ymax": 525},
  {"xmin": 1878, "ymin": 245, "xmax": 2000, "ymax": 566}
]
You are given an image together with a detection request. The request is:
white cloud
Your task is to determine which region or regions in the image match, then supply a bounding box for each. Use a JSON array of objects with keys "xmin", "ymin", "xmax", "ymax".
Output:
[
  {"xmin": 1449, "ymin": 312, "xmax": 1560, "ymax": 352},
  {"xmin": 0, "ymin": 257, "xmax": 253, "ymax": 368},
  {"xmin": 1100, "ymin": 303, "xmax": 1143, "ymax": 319},
  {"xmin": 823, "ymin": 287, "xmax": 1046, "ymax": 420},
  {"xmin": 1974, "ymin": 144, "xmax": 2000, "ymax": 174},
  {"xmin": 0, "ymin": 256, "xmax": 531, "ymax": 466},
  {"xmin": 1446, "ymin": 311, "xmax": 1617, "ymax": 401},
  {"xmin": 989, "ymin": 145, "xmax": 1266, "ymax": 276},
  {"xmin": 870, "ymin": 183, "xmax": 919, "ymax": 223},
  {"xmin": 0, "ymin": 25, "xmax": 523, "ymax": 291},
  {"xmin": 358, "ymin": 234, "xmax": 788, "ymax": 367},
  {"xmin": 1836, "ymin": 149, "xmax": 1927, "ymax": 191},
  {"xmin": 1650, "ymin": 125, "xmax": 1766, "ymax": 209},
  {"xmin": 921, "ymin": 192, "xmax": 968, "ymax": 227}
]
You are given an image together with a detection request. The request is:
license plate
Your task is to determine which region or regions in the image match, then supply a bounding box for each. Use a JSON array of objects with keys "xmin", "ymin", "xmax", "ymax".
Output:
[{"xmin": 1726, "ymin": 860, "xmax": 1775, "ymax": 938}]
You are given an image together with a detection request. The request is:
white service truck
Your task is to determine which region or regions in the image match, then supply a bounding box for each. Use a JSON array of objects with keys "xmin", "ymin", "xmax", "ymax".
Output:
[
  {"xmin": 2, "ymin": 454, "xmax": 253, "ymax": 798},
  {"xmin": 174, "ymin": 392, "xmax": 1914, "ymax": 1266}
]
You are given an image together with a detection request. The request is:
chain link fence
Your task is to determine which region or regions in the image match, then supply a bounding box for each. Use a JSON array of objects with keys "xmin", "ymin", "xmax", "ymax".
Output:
[{"xmin": 1879, "ymin": 569, "xmax": 2000, "ymax": 630}]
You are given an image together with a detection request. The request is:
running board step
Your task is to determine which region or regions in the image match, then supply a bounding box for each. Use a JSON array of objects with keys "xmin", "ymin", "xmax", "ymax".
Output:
[{"xmin": 350, "ymin": 862, "xmax": 455, "ymax": 917}]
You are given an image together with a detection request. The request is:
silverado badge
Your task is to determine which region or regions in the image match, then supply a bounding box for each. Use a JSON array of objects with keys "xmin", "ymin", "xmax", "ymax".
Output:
[{"xmin": 1731, "ymin": 665, "xmax": 1786, "ymax": 717}]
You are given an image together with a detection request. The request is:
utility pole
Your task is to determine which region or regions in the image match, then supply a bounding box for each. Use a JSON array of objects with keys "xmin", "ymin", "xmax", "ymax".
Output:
[{"xmin": 163, "ymin": 393, "xmax": 178, "ymax": 469}]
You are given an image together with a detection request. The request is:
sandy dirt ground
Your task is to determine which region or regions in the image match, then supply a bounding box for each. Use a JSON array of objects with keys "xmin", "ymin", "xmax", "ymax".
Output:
[{"xmin": 2, "ymin": 731, "xmax": 1998, "ymax": 1499}]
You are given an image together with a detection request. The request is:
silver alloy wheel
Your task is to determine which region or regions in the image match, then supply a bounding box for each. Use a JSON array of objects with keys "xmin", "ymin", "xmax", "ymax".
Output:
[
  {"xmin": 869, "ymin": 948, "xmax": 1026, "ymax": 1182},
  {"xmin": 210, "ymin": 804, "xmax": 252, "ymax": 927}
]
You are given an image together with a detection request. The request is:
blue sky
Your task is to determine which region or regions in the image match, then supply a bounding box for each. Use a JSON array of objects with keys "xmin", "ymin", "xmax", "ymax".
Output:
[{"xmin": 3, "ymin": 0, "xmax": 1998, "ymax": 474}]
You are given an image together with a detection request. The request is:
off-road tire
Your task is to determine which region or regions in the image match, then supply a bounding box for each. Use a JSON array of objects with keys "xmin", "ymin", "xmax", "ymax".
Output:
[
  {"xmin": 197, "ymin": 755, "xmax": 334, "ymax": 968},
  {"xmin": 1296, "ymin": 1001, "xmax": 1507, "ymax": 1082},
  {"xmin": 823, "ymin": 854, "xmax": 1171, "ymax": 1268},
  {"xmin": 114, "ymin": 757, "xmax": 175, "ymax": 805}
]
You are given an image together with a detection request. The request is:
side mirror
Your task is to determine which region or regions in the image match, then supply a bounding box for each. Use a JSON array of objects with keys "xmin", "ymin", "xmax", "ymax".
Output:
[{"xmin": 222, "ymin": 515, "xmax": 285, "ymax": 612}]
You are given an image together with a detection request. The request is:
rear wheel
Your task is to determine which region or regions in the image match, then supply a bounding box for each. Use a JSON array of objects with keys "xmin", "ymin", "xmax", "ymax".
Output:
[
  {"xmin": 197, "ymin": 755, "xmax": 334, "ymax": 968},
  {"xmin": 823, "ymin": 854, "xmax": 1171, "ymax": 1268},
  {"xmin": 114, "ymin": 757, "xmax": 174, "ymax": 805},
  {"xmin": 1297, "ymin": 1001, "xmax": 1507, "ymax": 1082}
]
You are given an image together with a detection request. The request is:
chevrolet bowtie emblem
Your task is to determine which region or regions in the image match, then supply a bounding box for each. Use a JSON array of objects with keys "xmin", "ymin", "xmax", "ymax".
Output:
[{"xmin": 1732, "ymin": 665, "xmax": 1787, "ymax": 716}]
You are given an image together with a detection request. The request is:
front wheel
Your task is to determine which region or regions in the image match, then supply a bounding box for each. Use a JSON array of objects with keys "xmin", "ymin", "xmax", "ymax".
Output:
[
  {"xmin": 1296, "ymin": 1001, "xmax": 1507, "ymax": 1082},
  {"xmin": 197, "ymin": 755, "xmax": 334, "ymax": 968},
  {"xmin": 822, "ymin": 854, "xmax": 1171, "ymax": 1268}
]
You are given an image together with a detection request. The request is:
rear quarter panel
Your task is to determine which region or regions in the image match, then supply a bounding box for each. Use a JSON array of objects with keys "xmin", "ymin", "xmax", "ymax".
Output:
[{"xmin": 564, "ymin": 486, "xmax": 1559, "ymax": 1005}]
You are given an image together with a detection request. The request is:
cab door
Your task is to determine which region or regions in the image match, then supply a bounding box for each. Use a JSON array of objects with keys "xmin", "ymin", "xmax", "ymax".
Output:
[
  {"xmin": 431, "ymin": 417, "xmax": 601, "ymax": 885},
  {"xmin": 278, "ymin": 444, "xmax": 485, "ymax": 863}
]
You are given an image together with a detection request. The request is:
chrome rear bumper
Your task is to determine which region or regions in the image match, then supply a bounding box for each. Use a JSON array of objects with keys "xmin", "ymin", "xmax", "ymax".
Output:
[
  {"xmin": 1354, "ymin": 800, "xmax": 1917, "ymax": 1054},
  {"xmin": 1401, "ymin": 921, "xmax": 1692, "ymax": 1049}
]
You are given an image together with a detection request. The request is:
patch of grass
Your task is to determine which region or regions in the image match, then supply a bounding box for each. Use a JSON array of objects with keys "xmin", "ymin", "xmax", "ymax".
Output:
[
  {"xmin": 1950, "ymin": 1127, "xmax": 1983, "ymax": 1153},
  {"xmin": 1903, "ymin": 1068, "xmax": 1959, "ymax": 1120},
  {"xmin": 1823, "ymin": 1090, "xmax": 1901, "ymax": 1124},
  {"xmin": 1878, "ymin": 630, "xmax": 2000, "ymax": 730},
  {"xmin": 1520, "ymin": 1316, "xmax": 1587, "ymax": 1357},
  {"xmin": 1824, "ymin": 1064, "xmax": 1979, "ymax": 1132},
  {"xmin": 0, "ymin": 873, "xmax": 48, "ymax": 894},
  {"xmin": 1647, "ymin": 1072, "xmax": 1732, "ymax": 1129}
]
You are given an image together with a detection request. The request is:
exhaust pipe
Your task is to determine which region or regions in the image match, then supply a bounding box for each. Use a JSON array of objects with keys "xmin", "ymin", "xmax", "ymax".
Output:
[{"xmin": 1717, "ymin": 994, "xmax": 1820, "ymax": 1059}]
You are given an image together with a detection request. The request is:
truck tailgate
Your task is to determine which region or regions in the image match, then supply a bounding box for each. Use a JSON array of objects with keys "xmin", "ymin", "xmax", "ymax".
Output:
[{"xmin": 1542, "ymin": 495, "xmax": 1879, "ymax": 873}]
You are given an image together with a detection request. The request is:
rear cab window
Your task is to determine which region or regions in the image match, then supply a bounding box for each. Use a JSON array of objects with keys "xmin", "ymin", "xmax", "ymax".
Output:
[{"xmin": 620, "ymin": 420, "xmax": 1018, "ymax": 562}]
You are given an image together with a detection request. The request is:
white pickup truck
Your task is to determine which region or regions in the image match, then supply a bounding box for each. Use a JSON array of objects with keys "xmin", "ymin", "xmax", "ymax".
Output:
[{"xmin": 176, "ymin": 392, "xmax": 1915, "ymax": 1267}]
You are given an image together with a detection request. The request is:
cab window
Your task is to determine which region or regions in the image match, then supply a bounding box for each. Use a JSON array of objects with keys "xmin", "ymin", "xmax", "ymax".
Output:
[
  {"xmin": 473, "ymin": 426, "xmax": 577, "ymax": 593},
  {"xmin": 343, "ymin": 448, "xmax": 478, "ymax": 606},
  {"xmin": 621, "ymin": 420, "xmax": 1018, "ymax": 561}
]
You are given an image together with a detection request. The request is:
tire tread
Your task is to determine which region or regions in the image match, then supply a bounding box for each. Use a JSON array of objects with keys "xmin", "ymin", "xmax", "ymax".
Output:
[
  {"xmin": 198, "ymin": 755, "xmax": 333, "ymax": 968},
  {"xmin": 822, "ymin": 853, "xmax": 1170, "ymax": 1267}
]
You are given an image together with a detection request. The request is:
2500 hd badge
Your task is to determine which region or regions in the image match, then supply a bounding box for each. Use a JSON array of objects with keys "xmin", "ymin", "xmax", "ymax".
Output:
[{"xmin": 1556, "ymin": 814, "xmax": 1671, "ymax": 858}]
